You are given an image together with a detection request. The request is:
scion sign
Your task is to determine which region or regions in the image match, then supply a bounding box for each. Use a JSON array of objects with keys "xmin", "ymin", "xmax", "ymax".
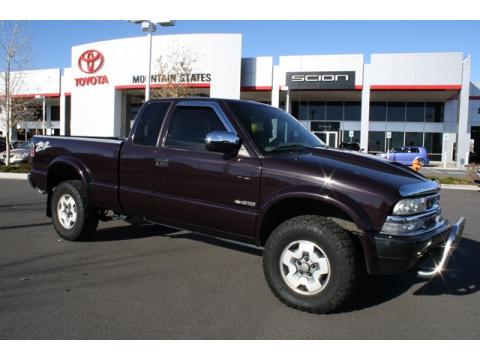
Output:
[{"xmin": 286, "ymin": 71, "xmax": 356, "ymax": 90}]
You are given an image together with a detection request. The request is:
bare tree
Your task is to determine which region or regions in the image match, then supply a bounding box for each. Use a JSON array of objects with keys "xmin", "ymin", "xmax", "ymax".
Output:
[
  {"xmin": 0, "ymin": 21, "xmax": 33, "ymax": 166},
  {"xmin": 151, "ymin": 47, "xmax": 201, "ymax": 99}
]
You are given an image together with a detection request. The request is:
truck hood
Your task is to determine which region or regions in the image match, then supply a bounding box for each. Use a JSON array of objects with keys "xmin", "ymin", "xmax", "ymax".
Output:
[
  {"xmin": 278, "ymin": 147, "xmax": 438, "ymax": 198},
  {"xmin": 263, "ymin": 147, "xmax": 440, "ymax": 231}
]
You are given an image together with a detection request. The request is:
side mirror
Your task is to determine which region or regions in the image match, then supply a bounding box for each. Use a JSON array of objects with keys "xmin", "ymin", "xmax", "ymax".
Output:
[{"xmin": 205, "ymin": 131, "xmax": 241, "ymax": 154}]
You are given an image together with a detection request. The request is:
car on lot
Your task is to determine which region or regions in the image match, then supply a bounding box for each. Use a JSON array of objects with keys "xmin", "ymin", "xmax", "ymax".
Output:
[
  {"xmin": 0, "ymin": 140, "xmax": 33, "ymax": 165},
  {"xmin": 338, "ymin": 142, "xmax": 361, "ymax": 151},
  {"xmin": 28, "ymin": 98, "xmax": 464, "ymax": 313},
  {"xmin": 379, "ymin": 146, "xmax": 430, "ymax": 166}
]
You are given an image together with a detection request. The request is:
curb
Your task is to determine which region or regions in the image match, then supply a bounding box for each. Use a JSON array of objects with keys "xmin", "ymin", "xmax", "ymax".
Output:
[
  {"xmin": 440, "ymin": 184, "xmax": 479, "ymax": 191},
  {"xmin": 0, "ymin": 173, "xmax": 28, "ymax": 180}
]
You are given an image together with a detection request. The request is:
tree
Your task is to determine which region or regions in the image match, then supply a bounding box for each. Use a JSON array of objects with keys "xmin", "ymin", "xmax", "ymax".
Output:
[
  {"xmin": 151, "ymin": 47, "xmax": 201, "ymax": 99},
  {"xmin": 0, "ymin": 21, "xmax": 33, "ymax": 166}
]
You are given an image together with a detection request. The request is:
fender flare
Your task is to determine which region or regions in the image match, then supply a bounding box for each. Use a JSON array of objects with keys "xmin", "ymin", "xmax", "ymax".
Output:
[
  {"xmin": 45, "ymin": 156, "xmax": 93, "ymax": 216},
  {"xmin": 256, "ymin": 187, "xmax": 372, "ymax": 239},
  {"xmin": 255, "ymin": 187, "xmax": 377, "ymax": 272}
]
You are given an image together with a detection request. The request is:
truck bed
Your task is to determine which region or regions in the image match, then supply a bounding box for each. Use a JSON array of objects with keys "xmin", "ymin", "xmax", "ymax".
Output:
[{"xmin": 30, "ymin": 135, "xmax": 125, "ymax": 212}]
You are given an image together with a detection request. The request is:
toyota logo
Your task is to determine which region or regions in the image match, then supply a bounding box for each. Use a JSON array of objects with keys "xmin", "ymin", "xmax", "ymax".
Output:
[{"xmin": 78, "ymin": 49, "xmax": 104, "ymax": 74}]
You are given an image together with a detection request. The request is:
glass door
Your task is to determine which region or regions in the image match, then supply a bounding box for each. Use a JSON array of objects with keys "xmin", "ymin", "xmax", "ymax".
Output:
[{"xmin": 314, "ymin": 131, "xmax": 338, "ymax": 147}]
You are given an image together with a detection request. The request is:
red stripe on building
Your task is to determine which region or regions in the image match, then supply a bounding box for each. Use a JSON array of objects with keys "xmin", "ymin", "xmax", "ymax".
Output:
[
  {"xmin": 64, "ymin": 92, "xmax": 72, "ymax": 96},
  {"xmin": 241, "ymin": 86, "xmax": 273, "ymax": 91},
  {"xmin": 370, "ymin": 85, "xmax": 462, "ymax": 90},
  {"xmin": 9, "ymin": 92, "xmax": 60, "ymax": 98},
  {"xmin": 115, "ymin": 83, "xmax": 211, "ymax": 90}
]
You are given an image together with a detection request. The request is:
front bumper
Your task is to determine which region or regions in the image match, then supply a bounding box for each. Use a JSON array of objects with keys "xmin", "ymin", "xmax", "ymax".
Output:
[{"xmin": 372, "ymin": 217, "xmax": 465, "ymax": 275}]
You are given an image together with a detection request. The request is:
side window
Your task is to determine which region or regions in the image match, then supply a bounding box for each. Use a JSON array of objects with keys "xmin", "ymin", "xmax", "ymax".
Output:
[
  {"xmin": 410, "ymin": 148, "xmax": 420, "ymax": 153},
  {"xmin": 164, "ymin": 106, "xmax": 226, "ymax": 152},
  {"xmin": 133, "ymin": 102, "xmax": 171, "ymax": 146}
]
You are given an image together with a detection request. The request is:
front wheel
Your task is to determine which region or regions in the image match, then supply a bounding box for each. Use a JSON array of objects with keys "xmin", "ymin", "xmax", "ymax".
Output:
[
  {"xmin": 263, "ymin": 215, "xmax": 360, "ymax": 313},
  {"xmin": 51, "ymin": 180, "xmax": 98, "ymax": 241}
]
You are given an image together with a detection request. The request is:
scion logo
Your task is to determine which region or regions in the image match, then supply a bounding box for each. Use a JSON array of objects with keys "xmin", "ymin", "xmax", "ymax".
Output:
[
  {"xmin": 286, "ymin": 71, "xmax": 356, "ymax": 90},
  {"xmin": 78, "ymin": 49, "xmax": 104, "ymax": 74}
]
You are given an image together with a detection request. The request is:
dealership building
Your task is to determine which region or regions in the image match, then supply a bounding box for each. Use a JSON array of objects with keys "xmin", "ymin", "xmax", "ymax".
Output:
[{"xmin": 1, "ymin": 33, "xmax": 479, "ymax": 167}]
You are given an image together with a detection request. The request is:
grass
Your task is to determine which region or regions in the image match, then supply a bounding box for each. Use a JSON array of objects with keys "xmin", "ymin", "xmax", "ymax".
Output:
[
  {"xmin": 427, "ymin": 176, "xmax": 475, "ymax": 185},
  {"xmin": 0, "ymin": 163, "xmax": 32, "ymax": 173}
]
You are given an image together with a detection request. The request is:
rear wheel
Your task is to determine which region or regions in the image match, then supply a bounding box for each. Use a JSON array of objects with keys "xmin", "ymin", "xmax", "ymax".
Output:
[
  {"xmin": 417, "ymin": 158, "xmax": 426, "ymax": 166},
  {"xmin": 263, "ymin": 215, "xmax": 360, "ymax": 313},
  {"xmin": 51, "ymin": 180, "xmax": 98, "ymax": 241}
]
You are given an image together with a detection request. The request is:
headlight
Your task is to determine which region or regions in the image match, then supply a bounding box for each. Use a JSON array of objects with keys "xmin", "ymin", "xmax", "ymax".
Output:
[{"xmin": 393, "ymin": 197, "xmax": 427, "ymax": 216}]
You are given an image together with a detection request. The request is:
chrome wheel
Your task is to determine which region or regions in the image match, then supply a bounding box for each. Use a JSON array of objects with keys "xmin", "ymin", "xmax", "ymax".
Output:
[
  {"xmin": 279, "ymin": 240, "xmax": 331, "ymax": 295},
  {"xmin": 57, "ymin": 194, "xmax": 77, "ymax": 230}
]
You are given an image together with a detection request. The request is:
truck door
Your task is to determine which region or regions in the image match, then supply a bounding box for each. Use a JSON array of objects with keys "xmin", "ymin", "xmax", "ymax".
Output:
[
  {"xmin": 119, "ymin": 101, "xmax": 172, "ymax": 218},
  {"xmin": 153, "ymin": 101, "xmax": 261, "ymax": 243}
]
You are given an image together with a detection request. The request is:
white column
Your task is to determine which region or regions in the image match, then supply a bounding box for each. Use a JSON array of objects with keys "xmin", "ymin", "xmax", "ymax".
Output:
[
  {"xmin": 271, "ymin": 65, "xmax": 280, "ymax": 108},
  {"xmin": 456, "ymin": 55, "xmax": 471, "ymax": 167},
  {"xmin": 360, "ymin": 64, "xmax": 371, "ymax": 152},
  {"xmin": 60, "ymin": 94, "xmax": 66, "ymax": 135},
  {"xmin": 285, "ymin": 88, "xmax": 290, "ymax": 114}
]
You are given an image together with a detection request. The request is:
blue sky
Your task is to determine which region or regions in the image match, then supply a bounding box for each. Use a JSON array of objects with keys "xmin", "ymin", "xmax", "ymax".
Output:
[{"xmin": 15, "ymin": 20, "xmax": 480, "ymax": 80}]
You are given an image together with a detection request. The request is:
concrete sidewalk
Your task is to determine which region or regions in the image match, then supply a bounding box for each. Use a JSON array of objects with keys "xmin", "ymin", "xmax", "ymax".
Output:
[{"xmin": 0, "ymin": 172, "xmax": 28, "ymax": 180}]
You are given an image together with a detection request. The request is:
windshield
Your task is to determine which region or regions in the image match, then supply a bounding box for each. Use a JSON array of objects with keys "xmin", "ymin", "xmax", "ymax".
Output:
[{"xmin": 226, "ymin": 101, "xmax": 325, "ymax": 155}]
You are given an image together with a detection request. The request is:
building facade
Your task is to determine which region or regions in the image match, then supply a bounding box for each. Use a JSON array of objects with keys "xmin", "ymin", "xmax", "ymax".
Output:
[{"xmin": 1, "ymin": 33, "xmax": 479, "ymax": 167}]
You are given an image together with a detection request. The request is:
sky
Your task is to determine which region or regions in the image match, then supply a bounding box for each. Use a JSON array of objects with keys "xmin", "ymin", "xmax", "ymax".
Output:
[{"xmin": 9, "ymin": 20, "xmax": 480, "ymax": 80}]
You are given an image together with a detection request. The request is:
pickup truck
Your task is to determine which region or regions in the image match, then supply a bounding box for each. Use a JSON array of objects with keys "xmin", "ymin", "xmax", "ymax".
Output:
[{"xmin": 28, "ymin": 98, "xmax": 465, "ymax": 313}]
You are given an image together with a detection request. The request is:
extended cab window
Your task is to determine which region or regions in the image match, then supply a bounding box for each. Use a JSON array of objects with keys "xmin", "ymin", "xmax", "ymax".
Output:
[
  {"xmin": 133, "ymin": 102, "xmax": 171, "ymax": 147},
  {"xmin": 164, "ymin": 106, "xmax": 226, "ymax": 152}
]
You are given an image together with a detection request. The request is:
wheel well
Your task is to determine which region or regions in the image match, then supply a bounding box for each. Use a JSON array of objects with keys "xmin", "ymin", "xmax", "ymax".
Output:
[
  {"xmin": 47, "ymin": 164, "xmax": 82, "ymax": 193},
  {"xmin": 259, "ymin": 198, "xmax": 362, "ymax": 247}
]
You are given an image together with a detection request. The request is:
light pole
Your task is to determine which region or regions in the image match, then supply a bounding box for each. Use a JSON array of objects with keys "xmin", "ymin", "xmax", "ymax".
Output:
[
  {"xmin": 35, "ymin": 95, "xmax": 46, "ymax": 135},
  {"xmin": 128, "ymin": 20, "xmax": 176, "ymax": 102}
]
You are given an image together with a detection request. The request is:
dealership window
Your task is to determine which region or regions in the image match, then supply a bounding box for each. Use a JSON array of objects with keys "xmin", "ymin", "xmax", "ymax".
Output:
[
  {"xmin": 342, "ymin": 130, "xmax": 360, "ymax": 143},
  {"xmin": 405, "ymin": 132, "xmax": 423, "ymax": 147},
  {"xmin": 133, "ymin": 101, "xmax": 171, "ymax": 147},
  {"xmin": 165, "ymin": 106, "xmax": 226, "ymax": 152},
  {"xmin": 325, "ymin": 102, "xmax": 343, "ymax": 120},
  {"xmin": 309, "ymin": 101, "xmax": 326, "ymax": 120},
  {"xmin": 344, "ymin": 102, "xmax": 361, "ymax": 121},
  {"xmin": 424, "ymin": 132, "xmax": 443, "ymax": 161},
  {"xmin": 368, "ymin": 131, "xmax": 385, "ymax": 152},
  {"xmin": 387, "ymin": 132, "xmax": 404, "ymax": 150},
  {"xmin": 50, "ymin": 105, "xmax": 60, "ymax": 121},
  {"xmin": 369, "ymin": 102, "xmax": 387, "ymax": 121},
  {"xmin": 387, "ymin": 102, "xmax": 406, "ymax": 122},
  {"xmin": 406, "ymin": 102, "xmax": 425, "ymax": 122},
  {"xmin": 425, "ymin": 103, "xmax": 444, "ymax": 122}
]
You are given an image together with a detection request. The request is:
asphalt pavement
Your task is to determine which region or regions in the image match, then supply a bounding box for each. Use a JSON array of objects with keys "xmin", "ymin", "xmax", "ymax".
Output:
[{"xmin": 0, "ymin": 179, "xmax": 479, "ymax": 339}]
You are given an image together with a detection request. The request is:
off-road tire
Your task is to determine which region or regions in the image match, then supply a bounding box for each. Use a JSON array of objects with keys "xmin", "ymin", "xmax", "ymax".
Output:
[
  {"xmin": 51, "ymin": 180, "xmax": 98, "ymax": 241},
  {"xmin": 263, "ymin": 215, "xmax": 360, "ymax": 314}
]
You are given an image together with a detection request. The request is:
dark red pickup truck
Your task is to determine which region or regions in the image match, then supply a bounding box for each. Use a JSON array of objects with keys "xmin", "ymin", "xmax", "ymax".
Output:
[{"xmin": 29, "ymin": 98, "xmax": 465, "ymax": 313}]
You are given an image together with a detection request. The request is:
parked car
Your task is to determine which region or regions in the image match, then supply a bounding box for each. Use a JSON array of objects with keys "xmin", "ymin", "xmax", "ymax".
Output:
[
  {"xmin": 0, "ymin": 140, "xmax": 33, "ymax": 164},
  {"xmin": 338, "ymin": 142, "xmax": 361, "ymax": 151},
  {"xmin": 28, "ymin": 99, "xmax": 464, "ymax": 313},
  {"xmin": 379, "ymin": 146, "xmax": 430, "ymax": 166}
]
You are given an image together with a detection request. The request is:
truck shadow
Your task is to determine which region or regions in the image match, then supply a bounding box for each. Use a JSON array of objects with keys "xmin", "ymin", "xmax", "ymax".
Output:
[
  {"xmin": 93, "ymin": 223, "xmax": 263, "ymax": 256},
  {"xmin": 92, "ymin": 223, "xmax": 479, "ymax": 311},
  {"xmin": 344, "ymin": 237, "xmax": 480, "ymax": 312}
]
